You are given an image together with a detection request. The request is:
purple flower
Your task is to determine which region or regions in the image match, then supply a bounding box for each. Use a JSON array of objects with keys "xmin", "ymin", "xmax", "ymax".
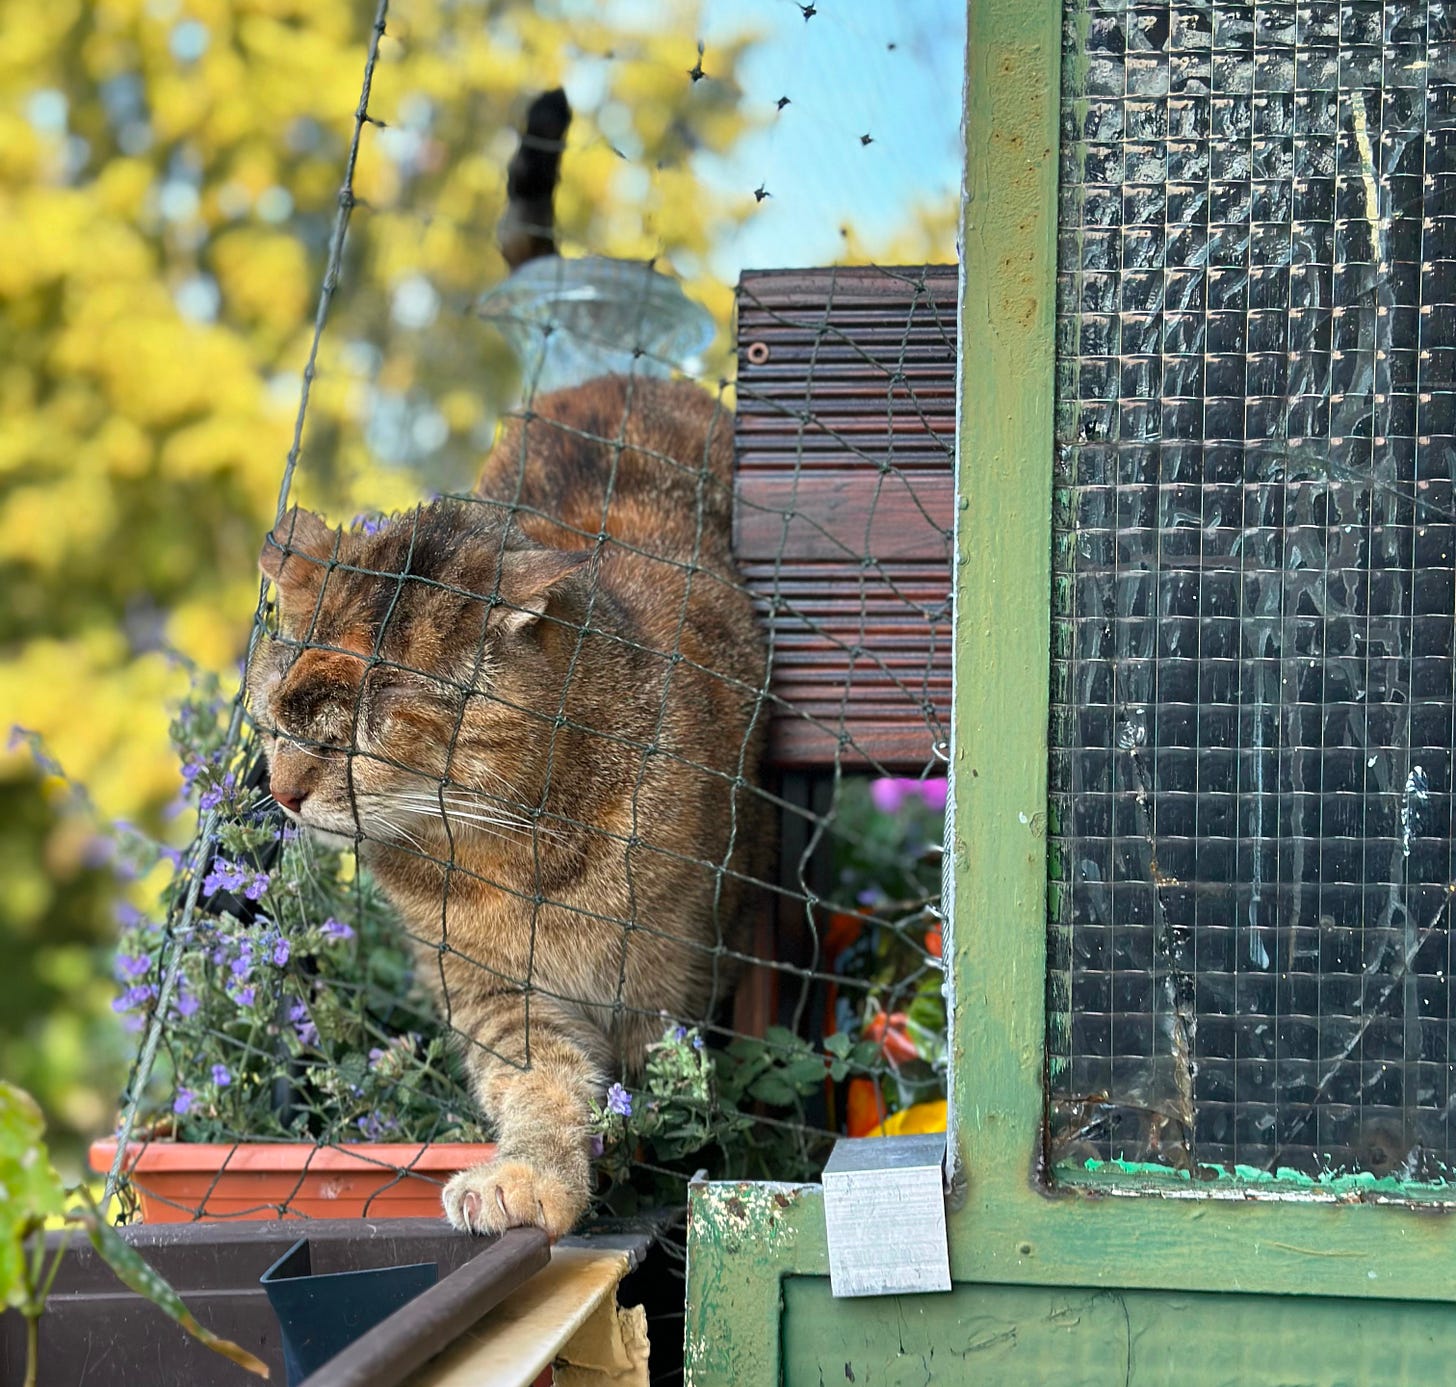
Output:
[
  {"xmin": 243, "ymin": 871, "xmax": 270, "ymax": 901},
  {"xmin": 232, "ymin": 986, "xmax": 256, "ymax": 1007},
  {"xmin": 692, "ymin": 1034, "xmax": 705, "ymax": 1051},
  {"xmin": 270, "ymin": 935, "xmax": 291, "ymax": 967},
  {"xmin": 869, "ymin": 777, "xmax": 947, "ymax": 815},
  {"xmin": 320, "ymin": 918, "xmax": 354, "ymax": 942},
  {"xmin": 114, "ymin": 901, "xmax": 142, "ymax": 929},
  {"xmin": 180, "ymin": 757, "xmax": 205, "ymax": 787},
  {"xmin": 289, "ymin": 1002, "xmax": 319, "ymax": 1046},
  {"xmin": 173, "ymin": 986, "xmax": 199, "ymax": 1019},
  {"xmin": 368, "ymin": 1047, "xmax": 386, "ymax": 1064},
  {"xmin": 112, "ymin": 984, "xmax": 156, "ymax": 1015},
  {"xmin": 917, "ymin": 779, "xmax": 948, "ymax": 813},
  {"xmin": 158, "ymin": 844, "xmax": 185, "ymax": 870},
  {"xmin": 605, "ymin": 1083, "xmax": 632, "ymax": 1118},
  {"xmin": 84, "ymin": 835, "xmax": 116, "ymax": 868},
  {"xmin": 114, "ymin": 953, "xmax": 152, "ymax": 981},
  {"xmin": 357, "ymin": 1111, "xmax": 397, "ymax": 1140},
  {"xmin": 173, "ymin": 1089, "xmax": 193, "ymax": 1115},
  {"xmin": 203, "ymin": 857, "xmax": 247, "ymax": 895},
  {"xmin": 211, "ymin": 1064, "xmax": 231, "ymax": 1087},
  {"xmin": 670, "ymin": 1024, "xmax": 688, "ymax": 1043},
  {"xmin": 199, "ymin": 772, "xmax": 236, "ymax": 812},
  {"xmin": 94, "ymin": 836, "xmax": 139, "ymax": 880},
  {"xmin": 230, "ymin": 947, "xmax": 253, "ymax": 979}
]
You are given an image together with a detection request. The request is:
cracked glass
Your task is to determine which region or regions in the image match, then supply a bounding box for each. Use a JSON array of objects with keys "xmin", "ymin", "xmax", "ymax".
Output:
[{"xmin": 1048, "ymin": 0, "xmax": 1456, "ymax": 1185}]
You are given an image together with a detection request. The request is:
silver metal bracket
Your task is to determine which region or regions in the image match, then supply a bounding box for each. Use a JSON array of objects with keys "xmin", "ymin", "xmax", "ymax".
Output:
[{"xmin": 822, "ymin": 1133, "xmax": 952, "ymax": 1297}]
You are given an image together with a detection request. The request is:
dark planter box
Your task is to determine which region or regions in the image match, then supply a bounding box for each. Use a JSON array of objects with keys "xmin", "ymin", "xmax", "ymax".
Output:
[{"xmin": 0, "ymin": 1217, "xmax": 548, "ymax": 1387}]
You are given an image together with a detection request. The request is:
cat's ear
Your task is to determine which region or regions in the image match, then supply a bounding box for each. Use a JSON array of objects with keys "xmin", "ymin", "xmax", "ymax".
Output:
[
  {"xmin": 260, "ymin": 507, "xmax": 339, "ymax": 611},
  {"xmin": 491, "ymin": 549, "xmax": 591, "ymax": 633}
]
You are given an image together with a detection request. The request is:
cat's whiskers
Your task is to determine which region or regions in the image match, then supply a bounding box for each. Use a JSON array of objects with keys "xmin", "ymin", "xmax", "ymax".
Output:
[
  {"xmin": 373, "ymin": 790, "xmax": 559, "ymax": 844},
  {"xmin": 438, "ymin": 792, "xmax": 565, "ymax": 843},
  {"xmin": 366, "ymin": 815, "xmax": 429, "ymax": 856},
  {"xmin": 284, "ymin": 830, "xmax": 342, "ymax": 916},
  {"xmin": 470, "ymin": 761, "xmax": 527, "ymax": 802},
  {"xmin": 389, "ymin": 794, "xmax": 533, "ymax": 836},
  {"xmin": 279, "ymin": 741, "xmax": 331, "ymax": 762}
]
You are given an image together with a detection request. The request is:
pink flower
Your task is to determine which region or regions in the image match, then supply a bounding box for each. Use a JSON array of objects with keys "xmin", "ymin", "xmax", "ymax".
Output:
[{"xmin": 869, "ymin": 777, "xmax": 947, "ymax": 815}]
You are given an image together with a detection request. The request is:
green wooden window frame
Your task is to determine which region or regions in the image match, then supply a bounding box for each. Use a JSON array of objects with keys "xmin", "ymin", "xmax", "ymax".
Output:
[
  {"xmin": 948, "ymin": 0, "xmax": 1456, "ymax": 1294},
  {"xmin": 685, "ymin": 0, "xmax": 1456, "ymax": 1379}
]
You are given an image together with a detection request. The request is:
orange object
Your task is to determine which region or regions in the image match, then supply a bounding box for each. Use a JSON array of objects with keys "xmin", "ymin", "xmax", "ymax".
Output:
[
  {"xmin": 88, "ymin": 1139, "xmax": 496, "ymax": 1223},
  {"xmin": 863, "ymin": 1011, "xmax": 918, "ymax": 1065},
  {"xmin": 925, "ymin": 924, "xmax": 942, "ymax": 958},
  {"xmin": 820, "ymin": 911, "xmax": 867, "ymax": 1046},
  {"xmin": 845, "ymin": 1077, "xmax": 887, "ymax": 1137},
  {"xmin": 822, "ymin": 911, "xmax": 866, "ymax": 965}
]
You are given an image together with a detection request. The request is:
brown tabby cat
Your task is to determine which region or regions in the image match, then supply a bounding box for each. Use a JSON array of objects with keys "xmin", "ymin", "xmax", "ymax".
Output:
[{"xmin": 247, "ymin": 373, "xmax": 766, "ymax": 1238}]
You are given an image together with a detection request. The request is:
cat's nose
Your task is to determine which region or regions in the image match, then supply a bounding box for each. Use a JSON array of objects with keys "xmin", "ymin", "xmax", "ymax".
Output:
[{"xmin": 272, "ymin": 784, "xmax": 307, "ymax": 815}]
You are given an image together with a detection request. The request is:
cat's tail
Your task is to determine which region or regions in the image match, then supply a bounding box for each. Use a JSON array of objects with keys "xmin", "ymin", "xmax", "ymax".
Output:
[{"xmin": 499, "ymin": 88, "xmax": 572, "ymax": 270}]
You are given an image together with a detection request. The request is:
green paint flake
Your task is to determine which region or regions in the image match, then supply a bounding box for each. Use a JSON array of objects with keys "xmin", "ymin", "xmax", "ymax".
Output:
[{"xmin": 1076, "ymin": 1157, "xmax": 1456, "ymax": 1201}]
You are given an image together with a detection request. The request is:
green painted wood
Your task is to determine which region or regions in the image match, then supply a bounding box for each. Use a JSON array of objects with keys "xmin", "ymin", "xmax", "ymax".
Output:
[
  {"xmin": 781, "ymin": 1275, "xmax": 1456, "ymax": 1386},
  {"xmin": 945, "ymin": 0, "xmax": 1060, "ymax": 1200},
  {"xmin": 944, "ymin": 0, "xmax": 1059, "ymax": 1264},
  {"xmin": 684, "ymin": 1182, "xmax": 827, "ymax": 1387}
]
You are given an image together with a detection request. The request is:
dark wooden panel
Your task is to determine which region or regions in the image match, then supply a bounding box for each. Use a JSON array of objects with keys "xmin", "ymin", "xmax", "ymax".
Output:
[
  {"xmin": 734, "ymin": 267, "xmax": 956, "ymax": 771},
  {"xmin": 735, "ymin": 472, "xmax": 954, "ymax": 562}
]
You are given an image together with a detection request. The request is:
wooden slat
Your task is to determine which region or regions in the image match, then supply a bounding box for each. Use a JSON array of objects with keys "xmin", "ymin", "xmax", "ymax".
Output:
[
  {"xmin": 402, "ymin": 1245, "xmax": 638, "ymax": 1387},
  {"xmin": 735, "ymin": 473, "xmax": 954, "ymax": 562},
  {"xmin": 734, "ymin": 266, "xmax": 957, "ymax": 770}
]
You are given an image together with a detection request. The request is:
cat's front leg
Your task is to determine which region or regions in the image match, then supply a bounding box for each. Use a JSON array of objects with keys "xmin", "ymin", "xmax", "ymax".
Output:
[{"xmin": 442, "ymin": 993, "xmax": 605, "ymax": 1240}]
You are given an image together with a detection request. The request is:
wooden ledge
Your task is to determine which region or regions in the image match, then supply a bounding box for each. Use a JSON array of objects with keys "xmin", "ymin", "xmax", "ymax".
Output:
[{"xmin": 402, "ymin": 1242, "xmax": 648, "ymax": 1387}]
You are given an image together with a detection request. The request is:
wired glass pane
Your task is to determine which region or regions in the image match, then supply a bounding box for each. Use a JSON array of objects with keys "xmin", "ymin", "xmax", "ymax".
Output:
[{"xmin": 1048, "ymin": 0, "xmax": 1456, "ymax": 1185}]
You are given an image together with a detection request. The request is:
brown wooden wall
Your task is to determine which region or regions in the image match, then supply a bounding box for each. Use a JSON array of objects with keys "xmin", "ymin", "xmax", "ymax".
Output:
[{"xmin": 733, "ymin": 266, "xmax": 956, "ymax": 771}]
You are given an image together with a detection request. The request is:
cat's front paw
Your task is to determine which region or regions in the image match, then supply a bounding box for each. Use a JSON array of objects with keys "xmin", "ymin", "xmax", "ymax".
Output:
[{"xmin": 442, "ymin": 1158, "xmax": 585, "ymax": 1241}]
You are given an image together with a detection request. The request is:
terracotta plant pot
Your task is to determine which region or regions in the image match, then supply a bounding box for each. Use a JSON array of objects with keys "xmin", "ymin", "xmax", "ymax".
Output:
[{"xmin": 88, "ymin": 1140, "xmax": 497, "ymax": 1223}]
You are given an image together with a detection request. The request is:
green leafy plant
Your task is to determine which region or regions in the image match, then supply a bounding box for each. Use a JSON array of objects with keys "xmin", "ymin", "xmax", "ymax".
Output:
[
  {"xmin": 823, "ymin": 777, "xmax": 949, "ymax": 1122},
  {"xmin": 588, "ymin": 774, "xmax": 950, "ymax": 1205},
  {"xmin": 589, "ymin": 1023, "xmax": 885, "ymax": 1211},
  {"xmin": 1, "ymin": 1080, "xmax": 268, "ymax": 1384}
]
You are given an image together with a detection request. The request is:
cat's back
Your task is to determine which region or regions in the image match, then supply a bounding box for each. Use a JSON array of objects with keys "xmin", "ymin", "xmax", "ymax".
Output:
[{"xmin": 477, "ymin": 374, "xmax": 736, "ymax": 574}]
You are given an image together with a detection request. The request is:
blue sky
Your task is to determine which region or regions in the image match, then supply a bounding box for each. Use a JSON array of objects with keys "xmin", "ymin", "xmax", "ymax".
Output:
[
  {"xmin": 697, "ymin": 0, "xmax": 964, "ymax": 275},
  {"xmin": 563, "ymin": 0, "xmax": 965, "ymax": 278}
]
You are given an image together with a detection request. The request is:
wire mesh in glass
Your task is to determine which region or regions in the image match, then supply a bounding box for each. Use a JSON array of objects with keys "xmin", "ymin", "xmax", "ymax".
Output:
[{"xmin": 1048, "ymin": 0, "xmax": 1456, "ymax": 1188}]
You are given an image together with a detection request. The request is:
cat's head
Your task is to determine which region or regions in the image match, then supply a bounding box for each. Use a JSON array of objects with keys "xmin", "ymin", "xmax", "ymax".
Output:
[{"xmin": 246, "ymin": 501, "xmax": 589, "ymax": 853}]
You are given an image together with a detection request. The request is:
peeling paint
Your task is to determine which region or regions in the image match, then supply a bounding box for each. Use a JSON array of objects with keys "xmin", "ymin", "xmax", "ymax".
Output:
[
  {"xmin": 693, "ymin": 1180, "xmax": 807, "ymax": 1254},
  {"xmin": 684, "ymin": 1181, "xmax": 823, "ymax": 1387},
  {"xmin": 1071, "ymin": 1156, "xmax": 1456, "ymax": 1207}
]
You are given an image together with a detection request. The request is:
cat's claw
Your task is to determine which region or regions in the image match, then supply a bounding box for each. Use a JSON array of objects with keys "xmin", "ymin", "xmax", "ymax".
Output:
[{"xmin": 443, "ymin": 1159, "xmax": 583, "ymax": 1241}]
